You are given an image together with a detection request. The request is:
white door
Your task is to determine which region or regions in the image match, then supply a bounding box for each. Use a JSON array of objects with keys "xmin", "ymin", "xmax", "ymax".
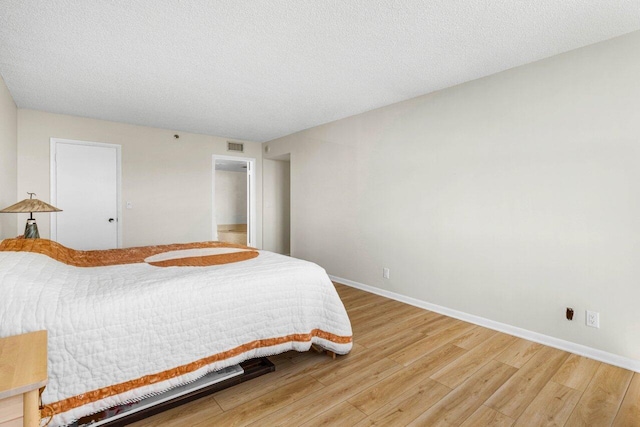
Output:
[{"xmin": 51, "ymin": 139, "xmax": 121, "ymax": 250}]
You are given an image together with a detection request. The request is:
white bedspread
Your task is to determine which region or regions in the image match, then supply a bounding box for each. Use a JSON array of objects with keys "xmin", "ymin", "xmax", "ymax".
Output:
[{"xmin": 0, "ymin": 248, "xmax": 352, "ymax": 426}]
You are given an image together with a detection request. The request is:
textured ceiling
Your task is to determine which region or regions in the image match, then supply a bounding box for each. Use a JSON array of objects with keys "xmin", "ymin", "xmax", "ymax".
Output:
[{"xmin": 0, "ymin": 1, "xmax": 638, "ymax": 142}]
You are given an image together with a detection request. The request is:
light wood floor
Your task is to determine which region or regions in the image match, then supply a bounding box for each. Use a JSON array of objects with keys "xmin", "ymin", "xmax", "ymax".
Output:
[{"xmin": 132, "ymin": 283, "xmax": 640, "ymax": 426}]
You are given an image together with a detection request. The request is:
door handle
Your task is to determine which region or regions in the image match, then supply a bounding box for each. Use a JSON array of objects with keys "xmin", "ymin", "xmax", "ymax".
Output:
[{"xmin": 108, "ymin": 218, "xmax": 115, "ymax": 223}]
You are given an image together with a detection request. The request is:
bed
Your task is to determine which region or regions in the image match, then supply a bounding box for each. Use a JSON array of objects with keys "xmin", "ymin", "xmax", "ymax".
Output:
[{"xmin": 0, "ymin": 238, "xmax": 352, "ymax": 427}]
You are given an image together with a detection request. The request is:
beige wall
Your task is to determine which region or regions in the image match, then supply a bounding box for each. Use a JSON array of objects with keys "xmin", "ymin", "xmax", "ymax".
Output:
[
  {"xmin": 265, "ymin": 31, "xmax": 640, "ymax": 361},
  {"xmin": 17, "ymin": 110, "xmax": 262, "ymax": 248},
  {"xmin": 215, "ymin": 170, "xmax": 247, "ymax": 225},
  {"xmin": 263, "ymin": 159, "xmax": 290, "ymax": 255},
  {"xmin": 0, "ymin": 74, "xmax": 17, "ymax": 239}
]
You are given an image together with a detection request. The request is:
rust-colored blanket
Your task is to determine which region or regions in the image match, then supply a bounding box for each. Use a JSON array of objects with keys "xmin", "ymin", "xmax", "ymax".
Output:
[{"xmin": 0, "ymin": 238, "xmax": 259, "ymax": 267}]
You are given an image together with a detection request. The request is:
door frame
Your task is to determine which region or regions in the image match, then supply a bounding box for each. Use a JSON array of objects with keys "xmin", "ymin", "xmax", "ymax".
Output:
[
  {"xmin": 212, "ymin": 154, "xmax": 257, "ymax": 247},
  {"xmin": 50, "ymin": 138, "xmax": 123, "ymax": 247}
]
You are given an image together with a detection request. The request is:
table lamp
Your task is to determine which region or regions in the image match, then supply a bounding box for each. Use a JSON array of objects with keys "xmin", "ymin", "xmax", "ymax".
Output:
[{"xmin": 0, "ymin": 192, "xmax": 62, "ymax": 238}]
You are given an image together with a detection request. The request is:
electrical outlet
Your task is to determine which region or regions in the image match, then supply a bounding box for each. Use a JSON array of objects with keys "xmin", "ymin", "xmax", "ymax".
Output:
[
  {"xmin": 586, "ymin": 310, "xmax": 600, "ymax": 328},
  {"xmin": 383, "ymin": 268, "xmax": 390, "ymax": 279},
  {"xmin": 566, "ymin": 307, "xmax": 574, "ymax": 320}
]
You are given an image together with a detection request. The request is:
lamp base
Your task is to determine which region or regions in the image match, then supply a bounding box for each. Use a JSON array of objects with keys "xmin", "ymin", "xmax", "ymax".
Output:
[{"xmin": 24, "ymin": 219, "xmax": 40, "ymax": 239}]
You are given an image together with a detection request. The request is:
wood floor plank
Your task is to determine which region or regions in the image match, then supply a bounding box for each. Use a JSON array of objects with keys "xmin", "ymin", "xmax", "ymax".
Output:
[
  {"xmin": 352, "ymin": 312, "xmax": 408, "ymax": 337},
  {"xmin": 388, "ymin": 320, "xmax": 475, "ymax": 366},
  {"xmin": 565, "ymin": 363, "xmax": 633, "ymax": 427},
  {"xmin": 395, "ymin": 309, "xmax": 441, "ymax": 331},
  {"xmin": 285, "ymin": 348, "xmax": 334, "ymax": 365},
  {"xmin": 494, "ymin": 338, "xmax": 543, "ymax": 369},
  {"xmin": 551, "ymin": 353, "xmax": 601, "ymax": 392},
  {"xmin": 348, "ymin": 299, "xmax": 399, "ymax": 322},
  {"xmin": 460, "ymin": 405, "xmax": 515, "ymax": 427},
  {"xmin": 408, "ymin": 359, "xmax": 517, "ymax": 426},
  {"xmin": 381, "ymin": 300, "xmax": 429, "ymax": 320},
  {"xmin": 195, "ymin": 376, "xmax": 325, "ymax": 426},
  {"xmin": 300, "ymin": 401, "xmax": 367, "ymax": 427},
  {"xmin": 249, "ymin": 357, "xmax": 402, "ymax": 426},
  {"xmin": 513, "ymin": 381, "xmax": 582, "ymax": 427},
  {"xmin": 357, "ymin": 378, "xmax": 451, "ymax": 426},
  {"xmin": 411, "ymin": 314, "xmax": 462, "ymax": 336},
  {"xmin": 130, "ymin": 394, "xmax": 223, "ymax": 427},
  {"xmin": 613, "ymin": 373, "xmax": 640, "ymax": 426},
  {"xmin": 333, "ymin": 283, "xmax": 360, "ymax": 295},
  {"xmin": 372, "ymin": 330, "xmax": 427, "ymax": 359},
  {"xmin": 450, "ymin": 326, "xmax": 497, "ymax": 350},
  {"xmin": 333, "ymin": 285, "xmax": 359, "ymax": 298},
  {"xmin": 350, "ymin": 300, "xmax": 425, "ymax": 332},
  {"xmin": 485, "ymin": 346, "xmax": 570, "ymax": 419},
  {"xmin": 341, "ymin": 292, "xmax": 383, "ymax": 308},
  {"xmin": 430, "ymin": 332, "xmax": 516, "ymax": 389},
  {"xmin": 356, "ymin": 318, "xmax": 425, "ymax": 349},
  {"xmin": 348, "ymin": 344, "xmax": 466, "ymax": 415},
  {"xmin": 214, "ymin": 351, "xmax": 331, "ymax": 410},
  {"xmin": 309, "ymin": 346, "xmax": 382, "ymax": 385}
]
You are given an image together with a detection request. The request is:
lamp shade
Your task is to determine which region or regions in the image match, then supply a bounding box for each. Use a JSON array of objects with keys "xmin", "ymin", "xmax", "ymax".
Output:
[
  {"xmin": 0, "ymin": 198, "xmax": 62, "ymax": 213},
  {"xmin": 0, "ymin": 193, "xmax": 62, "ymax": 239}
]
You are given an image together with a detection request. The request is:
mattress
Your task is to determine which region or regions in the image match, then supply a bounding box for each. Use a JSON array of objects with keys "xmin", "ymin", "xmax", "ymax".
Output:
[{"xmin": 0, "ymin": 239, "xmax": 352, "ymax": 427}]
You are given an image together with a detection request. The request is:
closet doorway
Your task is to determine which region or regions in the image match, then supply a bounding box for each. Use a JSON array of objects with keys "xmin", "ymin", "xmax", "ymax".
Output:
[
  {"xmin": 263, "ymin": 156, "xmax": 290, "ymax": 255},
  {"xmin": 212, "ymin": 155, "xmax": 256, "ymax": 247}
]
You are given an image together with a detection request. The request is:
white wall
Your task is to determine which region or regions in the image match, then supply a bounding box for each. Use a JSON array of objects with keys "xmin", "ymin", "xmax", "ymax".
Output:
[
  {"xmin": 215, "ymin": 170, "xmax": 247, "ymax": 225},
  {"xmin": 17, "ymin": 110, "xmax": 262, "ymax": 248},
  {"xmin": 263, "ymin": 158, "xmax": 290, "ymax": 255},
  {"xmin": 265, "ymin": 31, "xmax": 640, "ymax": 362},
  {"xmin": 0, "ymin": 74, "xmax": 17, "ymax": 239}
]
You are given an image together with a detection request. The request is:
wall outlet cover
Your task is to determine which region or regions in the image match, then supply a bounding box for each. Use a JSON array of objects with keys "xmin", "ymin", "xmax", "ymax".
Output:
[{"xmin": 586, "ymin": 310, "xmax": 600, "ymax": 328}]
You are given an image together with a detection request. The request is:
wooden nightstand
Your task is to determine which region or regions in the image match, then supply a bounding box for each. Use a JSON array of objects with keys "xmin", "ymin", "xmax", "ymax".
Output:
[{"xmin": 0, "ymin": 331, "xmax": 48, "ymax": 427}]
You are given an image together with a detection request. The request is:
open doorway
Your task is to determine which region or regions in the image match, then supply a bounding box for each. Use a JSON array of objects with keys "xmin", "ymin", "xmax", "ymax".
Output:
[
  {"xmin": 212, "ymin": 155, "xmax": 256, "ymax": 247},
  {"xmin": 263, "ymin": 155, "xmax": 290, "ymax": 255}
]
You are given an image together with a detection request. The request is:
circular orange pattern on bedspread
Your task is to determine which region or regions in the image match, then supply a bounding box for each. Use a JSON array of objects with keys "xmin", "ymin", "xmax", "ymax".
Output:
[{"xmin": 146, "ymin": 250, "xmax": 259, "ymax": 267}]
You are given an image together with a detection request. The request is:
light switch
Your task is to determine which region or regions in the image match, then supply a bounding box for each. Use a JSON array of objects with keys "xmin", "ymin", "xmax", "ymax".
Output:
[{"xmin": 126, "ymin": 202, "xmax": 133, "ymax": 210}]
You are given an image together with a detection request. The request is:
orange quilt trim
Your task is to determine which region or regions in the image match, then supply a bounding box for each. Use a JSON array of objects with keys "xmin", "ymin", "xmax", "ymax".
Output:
[
  {"xmin": 147, "ymin": 251, "xmax": 258, "ymax": 267},
  {"xmin": 0, "ymin": 238, "xmax": 258, "ymax": 267},
  {"xmin": 46, "ymin": 330, "xmax": 352, "ymax": 416}
]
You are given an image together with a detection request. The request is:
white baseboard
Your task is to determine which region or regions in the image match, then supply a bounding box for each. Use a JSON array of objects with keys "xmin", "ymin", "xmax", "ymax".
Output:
[{"xmin": 330, "ymin": 274, "xmax": 640, "ymax": 373}]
